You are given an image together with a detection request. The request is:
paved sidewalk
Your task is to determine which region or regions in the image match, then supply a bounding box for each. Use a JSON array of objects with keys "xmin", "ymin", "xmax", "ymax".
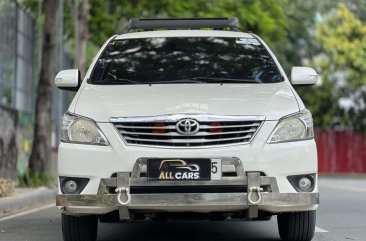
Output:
[{"xmin": 0, "ymin": 187, "xmax": 56, "ymax": 217}]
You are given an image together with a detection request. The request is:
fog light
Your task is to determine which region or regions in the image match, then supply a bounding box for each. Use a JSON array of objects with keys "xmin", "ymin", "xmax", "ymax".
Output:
[
  {"xmin": 60, "ymin": 177, "xmax": 89, "ymax": 194},
  {"xmin": 299, "ymin": 177, "xmax": 312, "ymax": 192},
  {"xmin": 64, "ymin": 180, "xmax": 78, "ymax": 193},
  {"xmin": 287, "ymin": 174, "xmax": 315, "ymax": 192}
]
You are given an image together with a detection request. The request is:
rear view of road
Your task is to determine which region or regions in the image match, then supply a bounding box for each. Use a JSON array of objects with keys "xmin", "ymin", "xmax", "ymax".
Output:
[{"xmin": 0, "ymin": 177, "xmax": 365, "ymax": 241}]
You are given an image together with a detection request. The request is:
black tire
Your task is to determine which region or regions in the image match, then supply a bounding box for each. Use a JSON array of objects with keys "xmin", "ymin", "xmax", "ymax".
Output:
[
  {"xmin": 62, "ymin": 214, "xmax": 98, "ymax": 241},
  {"xmin": 277, "ymin": 211, "xmax": 316, "ymax": 241}
]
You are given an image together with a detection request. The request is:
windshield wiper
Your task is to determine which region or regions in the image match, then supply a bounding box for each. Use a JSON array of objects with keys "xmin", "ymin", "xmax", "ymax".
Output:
[
  {"xmin": 93, "ymin": 78, "xmax": 140, "ymax": 85},
  {"xmin": 147, "ymin": 78, "xmax": 258, "ymax": 84},
  {"xmin": 191, "ymin": 77, "xmax": 259, "ymax": 83},
  {"xmin": 93, "ymin": 77, "xmax": 258, "ymax": 85},
  {"xmin": 146, "ymin": 79, "xmax": 205, "ymax": 84}
]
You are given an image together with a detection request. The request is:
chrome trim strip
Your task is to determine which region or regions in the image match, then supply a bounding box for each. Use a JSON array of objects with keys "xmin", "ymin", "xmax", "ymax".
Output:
[
  {"xmin": 115, "ymin": 124, "xmax": 177, "ymax": 130},
  {"xmin": 114, "ymin": 123, "xmax": 260, "ymax": 130},
  {"xmin": 124, "ymin": 135, "xmax": 252, "ymax": 144},
  {"xmin": 119, "ymin": 128, "xmax": 256, "ymax": 137},
  {"xmin": 200, "ymin": 124, "xmax": 260, "ymax": 129},
  {"xmin": 110, "ymin": 114, "xmax": 266, "ymax": 123}
]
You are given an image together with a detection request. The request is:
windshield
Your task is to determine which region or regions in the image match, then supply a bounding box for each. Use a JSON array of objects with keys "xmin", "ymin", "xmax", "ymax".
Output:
[{"xmin": 89, "ymin": 37, "xmax": 283, "ymax": 84}]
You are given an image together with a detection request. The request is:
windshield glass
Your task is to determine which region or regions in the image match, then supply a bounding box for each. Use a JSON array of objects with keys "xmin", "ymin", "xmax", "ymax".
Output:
[{"xmin": 89, "ymin": 37, "xmax": 283, "ymax": 84}]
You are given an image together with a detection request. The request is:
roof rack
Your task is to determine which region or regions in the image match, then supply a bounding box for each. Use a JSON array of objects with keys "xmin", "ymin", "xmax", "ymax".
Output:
[{"xmin": 128, "ymin": 17, "xmax": 240, "ymax": 32}]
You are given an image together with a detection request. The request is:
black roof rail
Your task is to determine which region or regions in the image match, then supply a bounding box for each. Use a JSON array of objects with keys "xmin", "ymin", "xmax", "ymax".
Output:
[{"xmin": 128, "ymin": 17, "xmax": 240, "ymax": 32}]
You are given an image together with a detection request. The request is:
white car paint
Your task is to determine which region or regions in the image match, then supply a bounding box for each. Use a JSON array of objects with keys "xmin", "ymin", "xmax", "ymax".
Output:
[
  {"xmin": 55, "ymin": 69, "xmax": 79, "ymax": 88},
  {"xmin": 74, "ymin": 82, "xmax": 299, "ymax": 122},
  {"xmin": 291, "ymin": 66, "xmax": 318, "ymax": 85}
]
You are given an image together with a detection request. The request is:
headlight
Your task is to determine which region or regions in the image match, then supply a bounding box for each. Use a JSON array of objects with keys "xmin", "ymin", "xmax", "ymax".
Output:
[
  {"xmin": 268, "ymin": 109, "xmax": 314, "ymax": 143},
  {"xmin": 61, "ymin": 112, "xmax": 109, "ymax": 145}
]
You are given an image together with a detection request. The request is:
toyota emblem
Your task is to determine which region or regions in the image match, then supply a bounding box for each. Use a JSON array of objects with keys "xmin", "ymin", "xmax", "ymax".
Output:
[{"xmin": 176, "ymin": 119, "xmax": 200, "ymax": 135}]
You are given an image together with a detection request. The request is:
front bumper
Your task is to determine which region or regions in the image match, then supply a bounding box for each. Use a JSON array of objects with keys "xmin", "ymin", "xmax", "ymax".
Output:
[
  {"xmin": 57, "ymin": 158, "xmax": 319, "ymax": 218},
  {"xmin": 57, "ymin": 192, "xmax": 319, "ymax": 214}
]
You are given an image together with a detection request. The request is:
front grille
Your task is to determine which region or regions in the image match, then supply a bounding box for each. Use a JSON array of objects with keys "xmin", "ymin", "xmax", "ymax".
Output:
[{"xmin": 111, "ymin": 115, "xmax": 263, "ymax": 147}]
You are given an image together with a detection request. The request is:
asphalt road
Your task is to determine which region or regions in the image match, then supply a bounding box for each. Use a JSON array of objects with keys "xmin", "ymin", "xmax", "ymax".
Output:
[{"xmin": 0, "ymin": 177, "xmax": 366, "ymax": 241}]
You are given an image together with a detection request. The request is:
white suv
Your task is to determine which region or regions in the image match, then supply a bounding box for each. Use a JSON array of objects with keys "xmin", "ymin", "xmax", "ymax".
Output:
[{"xmin": 55, "ymin": 18, "xmax": 319, "ymax": 241}]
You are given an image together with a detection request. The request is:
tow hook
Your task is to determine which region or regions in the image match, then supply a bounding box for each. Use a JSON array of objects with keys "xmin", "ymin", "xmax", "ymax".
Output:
[
  {"xmin": 115, "ymin": 187, "xmax": 131, "ymax": 206},
  {"xmin": 248, "ymin": 187, "xmax": 263, "ymax": 205},
  {"xmin": 247, "ymin": 172, "xmax": 262, "ymax": 218}
]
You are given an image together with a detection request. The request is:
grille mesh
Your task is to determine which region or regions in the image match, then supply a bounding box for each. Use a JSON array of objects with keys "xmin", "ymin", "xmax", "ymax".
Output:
[{"xmin": 113, "ymin": 118, "xmax": 262, "ymax": 147}]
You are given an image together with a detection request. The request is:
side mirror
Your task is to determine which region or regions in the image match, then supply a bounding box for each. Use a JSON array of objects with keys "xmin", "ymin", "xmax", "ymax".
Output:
[
  {"xmin": 55, "ymin": 69, "xmax": 81, "ymax": 91},
  {"xmin": 291, "ymin": 67, "xmax": 318, "ymax": 85}
]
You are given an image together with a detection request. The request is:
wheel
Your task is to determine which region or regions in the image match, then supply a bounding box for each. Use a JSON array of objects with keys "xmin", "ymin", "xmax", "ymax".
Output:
[
  {"xmin": 62, "ymin": 214, "xmax": 98, "ymax": 241},
  {"xmin": 277, "ymin": 211, "xmax": 316, "ymax": 241}
]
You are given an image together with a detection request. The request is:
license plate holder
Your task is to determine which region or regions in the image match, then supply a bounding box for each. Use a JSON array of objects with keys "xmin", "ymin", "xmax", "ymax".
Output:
[{"xmin": 147, "ymin": 158, "xmax": 221, "ymax": 181}]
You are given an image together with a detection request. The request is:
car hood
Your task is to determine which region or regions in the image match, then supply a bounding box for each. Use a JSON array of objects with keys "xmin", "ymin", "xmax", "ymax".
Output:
[{"xmin": 74, "ymin": 82, "xmax": 299, "ymax": 122}]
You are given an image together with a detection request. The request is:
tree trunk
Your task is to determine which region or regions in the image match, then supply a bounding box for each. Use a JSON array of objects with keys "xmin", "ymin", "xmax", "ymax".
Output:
[
  {"xmin": 29, "ymin": 0, "xmax": 59, "ymax": 174},
  {"xmin": 78, "ymin": 0, "xmax": 90, "ymax": 78},
  {"xmin": 69, "ymin": 0, "xmax": 90, "ymax": 77}
]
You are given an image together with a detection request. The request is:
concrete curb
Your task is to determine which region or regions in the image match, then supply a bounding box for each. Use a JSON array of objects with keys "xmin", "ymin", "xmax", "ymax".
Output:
[{"xmin": 0, "ymin": 187, "xmax": 56, "ymax": 217}]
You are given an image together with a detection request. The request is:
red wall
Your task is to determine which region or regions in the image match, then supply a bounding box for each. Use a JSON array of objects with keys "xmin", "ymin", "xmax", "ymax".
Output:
[{"xmin": 315, "ymin": 130, "xmax": 366, "ymax": 173}]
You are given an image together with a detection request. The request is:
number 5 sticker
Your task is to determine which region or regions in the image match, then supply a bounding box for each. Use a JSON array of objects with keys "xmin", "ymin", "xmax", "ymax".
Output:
[{"xmin": 211, "ymin": 159, "xmax": 222, "ymax": 180}]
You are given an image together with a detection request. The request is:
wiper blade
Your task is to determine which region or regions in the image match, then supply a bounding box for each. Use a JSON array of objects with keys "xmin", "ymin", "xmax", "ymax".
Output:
[
  {"xmin": 147, "ymin": 79, "xmax": 205, "ymax": 84},
  {"xmin": 93, "ymin": 78, "xmax": 140, "ymax": 85},
  {"xmin": 93, "ymin": 77, "xmax": 258, "ymax": 85},
  {"xmin": 191, "ymin": 77, "xmax": 259, "ymax": 83},
  {"xmin": 147, "ymin": 78, "xmax": 258, "ymax": 84}
]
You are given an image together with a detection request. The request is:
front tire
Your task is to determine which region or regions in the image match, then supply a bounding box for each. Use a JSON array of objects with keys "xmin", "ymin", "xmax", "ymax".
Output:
[
  {"xmin": 62, "ymin": 214, "xmax": 98, "ymax": 241},
  {"xmin": 277, "ymin": 211, "xmax": 316, "ymax": 241}
]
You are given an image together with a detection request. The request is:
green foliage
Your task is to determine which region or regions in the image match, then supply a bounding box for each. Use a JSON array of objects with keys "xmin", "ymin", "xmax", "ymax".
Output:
[
  {"xmin": 272, "ymin": 0, "xmax": 320, "ymax": 73},
  {"xmin": 18, "ymin": 171, "xmax": 53, "ymax": 187},
  {"xmin": 73, "ymin": 0, "xmax": 288, "ymax": 67},
  {"xmin": 86, "ymin": 0, "xmax": 288, "ymax": 46},
  {"xmin": 299, "ymin": 3, "xmax": 366, "ymax": 132},
  {"xmin": 317, "ymin": 3, "xmax": 366, "ymax": 87}
]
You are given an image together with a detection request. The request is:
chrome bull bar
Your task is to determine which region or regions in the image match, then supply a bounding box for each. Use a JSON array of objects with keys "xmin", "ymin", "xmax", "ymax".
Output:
[{"xmin": 56, "ymin": 158, "xmax": 319, "ymax": 219}]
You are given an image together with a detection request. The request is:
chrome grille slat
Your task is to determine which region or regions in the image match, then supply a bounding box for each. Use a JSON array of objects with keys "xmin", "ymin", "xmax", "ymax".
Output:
[
  {"xmin": 111, "ymin": 114, "xmax": 264, "ymax": 148},
  {"xmin": 200, "ymin": 124, "xmax": 260, "ymax": 129},
  {"xmin": 124, "ymin": 135, "xmax": 252, "ymax": 144},
  {"xmin": 119, "ymin": 128, "xmax": 256, "ymax": 136},
  {"xmin": 114, "ymin": 124, "xmax": 177, "ymax": 130},
  {"xmin": 114, "ymin": 123, "xmax": 260, "ymax": 129}
]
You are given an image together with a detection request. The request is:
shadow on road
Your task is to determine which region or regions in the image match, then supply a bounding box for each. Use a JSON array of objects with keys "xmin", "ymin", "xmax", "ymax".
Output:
[{"xmin": 98, "ymin": 220, "xmax": 280, "ymax": 241}]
